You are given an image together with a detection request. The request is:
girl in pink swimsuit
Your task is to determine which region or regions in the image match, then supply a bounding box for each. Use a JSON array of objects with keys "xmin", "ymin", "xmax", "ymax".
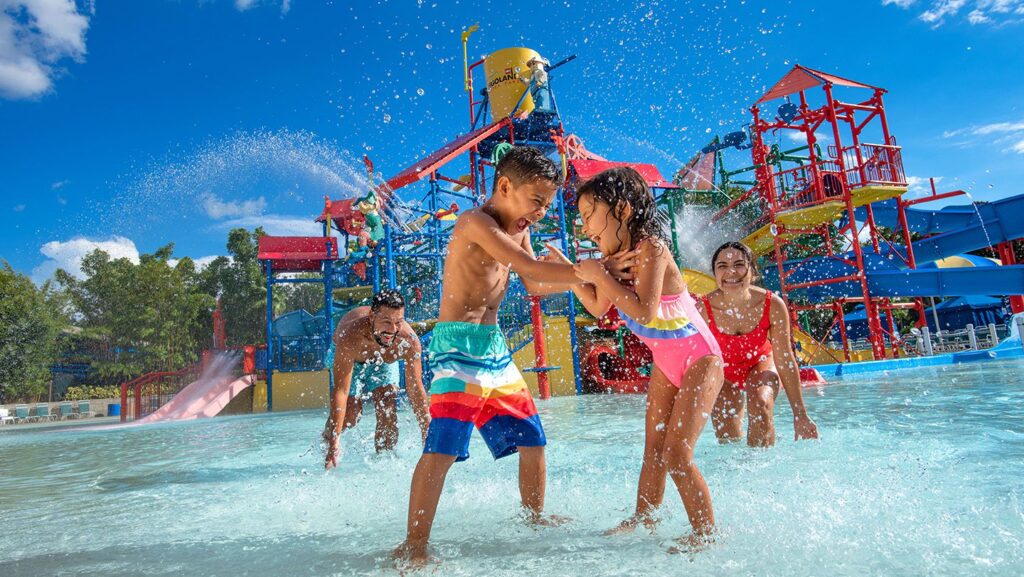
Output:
[{"xmin": 559, "ymin": 166, "xmax": 725, "ymax": 549}]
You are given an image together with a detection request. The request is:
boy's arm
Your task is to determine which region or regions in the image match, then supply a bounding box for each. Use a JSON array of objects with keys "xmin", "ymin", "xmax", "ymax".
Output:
[
  {"xmin": 535, "ymin": 242, "xmax": 613, "ymax": 316},
  {"xmin": 461, "ymin": 211, "xmax": 579, "ymax": 285},
  {"xmin": 519, "ymin": 234, "xmax": 576, "ymax": 295},
  {"xmin": 398, "ymin": 328, "xmax": 431, "ymax": 442}
]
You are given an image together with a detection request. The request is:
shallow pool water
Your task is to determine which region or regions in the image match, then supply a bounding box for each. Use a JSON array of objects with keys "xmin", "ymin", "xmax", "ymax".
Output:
[{"xmin": 3, "ymin": 359, "xmax": 1024, "ymax": 576}]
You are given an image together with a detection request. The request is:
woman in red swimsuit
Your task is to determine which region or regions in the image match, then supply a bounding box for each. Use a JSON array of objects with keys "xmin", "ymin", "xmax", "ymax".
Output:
[{"xmin": 696, "ymin": 242, "xmax": 819, "ymax": 447}]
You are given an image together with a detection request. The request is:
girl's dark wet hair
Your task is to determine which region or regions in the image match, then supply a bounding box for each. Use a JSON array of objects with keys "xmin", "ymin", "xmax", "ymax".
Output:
[
  {"xmin": 576, "ymin": 166, "xmax": 667, "ymax": 251},
  {"xmin": 711, "ymin": 241, "xmax": 758, "ymax": 278}
]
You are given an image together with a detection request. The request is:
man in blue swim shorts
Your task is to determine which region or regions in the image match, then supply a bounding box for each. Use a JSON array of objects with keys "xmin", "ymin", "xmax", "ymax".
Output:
[{"xmin": 323, "ymin": 290, "xmax": 430, "ymax": 467}]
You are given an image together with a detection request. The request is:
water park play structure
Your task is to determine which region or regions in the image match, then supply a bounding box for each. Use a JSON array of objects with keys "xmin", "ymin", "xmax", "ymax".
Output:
[{"xmin": 118, "ymin": 39, "xmax": 1024, "ymax": 419}]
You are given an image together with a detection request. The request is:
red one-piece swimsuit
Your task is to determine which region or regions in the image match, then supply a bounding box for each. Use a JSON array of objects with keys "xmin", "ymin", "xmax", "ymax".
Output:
[{"xmin": 702, "ymin": 291, "xmax": 774, "ymax": 389}]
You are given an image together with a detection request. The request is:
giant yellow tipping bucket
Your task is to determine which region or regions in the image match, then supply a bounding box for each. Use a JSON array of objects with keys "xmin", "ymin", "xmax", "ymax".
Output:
[{"xmin": 484, "ymin": 47, "xmax": 542, "ymax": 120}]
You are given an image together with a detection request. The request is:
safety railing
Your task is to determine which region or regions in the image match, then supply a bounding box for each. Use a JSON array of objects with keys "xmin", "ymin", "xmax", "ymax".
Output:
[
  {"xmin": 831, "ymin": 323, "xmax": 1011, "ymax": 356},
  {"xmin": 771, "ymin": 159, "xmax": 846, "ymax": 213},
  {"xmin": 269, "ymin": 335, "xmax": 328, "ymax": 372},
  {"xmin": 119, "ymin": 364, "xmax": 200, "ymax": 422},
  {"xmin": 499, "ymin": 278, "xmax": 535, "ymax": 354},
  {"xmin": 842, "ymin": 142, "xmax": 906, "ymax": 190}
]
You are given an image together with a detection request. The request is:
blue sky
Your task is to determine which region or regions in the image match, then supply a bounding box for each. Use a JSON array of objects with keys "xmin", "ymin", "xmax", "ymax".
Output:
[{"xmin": 2, "ymin": 0, "xmax": 1023, "ymax": 282}]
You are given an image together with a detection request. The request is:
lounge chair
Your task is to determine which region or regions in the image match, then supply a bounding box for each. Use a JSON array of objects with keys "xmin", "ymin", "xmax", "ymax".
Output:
[
  {"xmin": 0, "ymin": 408, "xmax": 13, "ymax": 426},
  {"xmin": 34, "ymin": 403, "xmax": 55, "ymax": 422},
  {"xmin": 77, "ymin": 401, "xmax": 93, "ymax": 419},
  {"xmin": 14, "ymin": 404, "xmax": 30, "ymax": 423},
  {"xmin": 59, "ymin": 401, "xmax": 76, "ymax": 420}
]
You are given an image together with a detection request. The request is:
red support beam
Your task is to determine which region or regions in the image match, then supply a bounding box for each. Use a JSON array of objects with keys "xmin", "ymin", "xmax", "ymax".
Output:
[{"xmin": 530, "ymin": 296, "xmax": 551, "ymax": 400}]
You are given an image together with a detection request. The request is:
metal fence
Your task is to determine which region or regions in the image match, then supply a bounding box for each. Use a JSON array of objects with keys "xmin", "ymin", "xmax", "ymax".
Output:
[{"xmin": 829, "ymin": 322, "xmax": 1015, "ymax": 357}]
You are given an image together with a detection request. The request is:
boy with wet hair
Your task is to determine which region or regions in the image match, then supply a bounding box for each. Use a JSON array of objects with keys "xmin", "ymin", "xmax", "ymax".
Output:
[{"xmin": 392, "ymin": 145, "xmax": 578, "ymax": 566}]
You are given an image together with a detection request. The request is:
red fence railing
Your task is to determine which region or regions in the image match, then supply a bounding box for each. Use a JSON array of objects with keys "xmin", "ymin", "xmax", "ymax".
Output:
[
  {"xmin": 842, "ymin": 142, "xmax": 906, "ymax": 190},
  {"xmin": 771, "ymin": 159, "xmax": 846, "ymax": 213},
  {"xmin": 118, "ymin": 364, "xmax": 199, "ymax": 423}
]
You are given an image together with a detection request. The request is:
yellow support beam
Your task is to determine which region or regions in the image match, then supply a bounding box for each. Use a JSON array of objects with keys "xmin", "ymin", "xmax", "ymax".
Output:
[
  {"xmin": 740, "ymin": 201, "xmax": 847, "ymax": 257},
  {"xmin": 850, "ymin": 185, "xmax": 908, "ymax": 207},
  {"xmin": 740, "ymin": 224, "xmax": 778, "ymax": 256},
  {"xmin": 776, "ymin": 201, "xmax": 846, "ymax": 227}
]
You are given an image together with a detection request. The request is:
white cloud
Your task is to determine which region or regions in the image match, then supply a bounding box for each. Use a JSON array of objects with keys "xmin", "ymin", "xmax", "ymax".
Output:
[
  {"xmin": 0, "ymin": 0, "xmax": 90, "ymax": 99},
  {"xmin": 919, "ymin": 0, "xmax": 968, "ymax": 23},
  {"xmin": 943, "ymin": 119, "xmax": 1024, "ymax": 154},
  {"xmin": 13, "ymin": 203, "xmax": 26, "ymax": 211},
  {"xmin": 218, "ymin": 214, "xmax": 322, "ymax": 236},
  {"xmin": 51, "ymin": 178, "xmax": 69, "ymax": 189},
  {"xmin": 32, "ymin": 235, "xmax": 139, "ymax": 282},
  {"xmin": 234, "ymin": 0, "xmax": 290, "ymax": 13},
  {"xmin": 200, "ymin": 192, "xmax": 267, "ymax": 219},
  {"xmin": 906, "ymin": 175, "xmax": 943, "ymax": 194},
  {"xmin": 785, "ymin": 130, "xmax": 830, "ymax": 143},
  {"xmin": 972, "ymin": 121, "xmax": 1024, "ymax": 135},
  {"xmin": 967, "ymin": 8, "xmax": 992, "ymax": 21},
  {"xmin": 883, "ymin": 0, "xmax": 1024, "ymax": 26},
  {"xmin": 168, "ymin": 255, "xmax": 221, "ymax": 269}
]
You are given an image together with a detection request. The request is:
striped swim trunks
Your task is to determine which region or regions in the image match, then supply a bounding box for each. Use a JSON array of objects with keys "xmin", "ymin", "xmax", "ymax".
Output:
[{"xmin": 423, "ymin": 322, "xmax": 546, "ymax": 461}]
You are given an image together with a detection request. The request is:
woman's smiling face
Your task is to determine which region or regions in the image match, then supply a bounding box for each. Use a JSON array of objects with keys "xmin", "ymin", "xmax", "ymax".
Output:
[{"xmin": 713, "ymin": 247, "xmax": 753, "ymax": 293}]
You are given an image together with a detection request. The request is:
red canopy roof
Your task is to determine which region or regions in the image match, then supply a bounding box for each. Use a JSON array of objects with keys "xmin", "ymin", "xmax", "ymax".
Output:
[
  {"xmin": 569, "ymin": 159, "xmax": 677, "ymax": 189},
  {"xmin": 258, "ymin": 236, "xmax": 339, "ymax": 273},
  {"xmin": 756, "ymin": 65, "xmax": 881, "ymax": 104}
]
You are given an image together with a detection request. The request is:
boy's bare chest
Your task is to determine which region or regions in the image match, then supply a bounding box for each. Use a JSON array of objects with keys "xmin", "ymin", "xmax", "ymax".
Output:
[{"xmin": 452, "ymin": 243, "xmax": 510, "ymax": 285}]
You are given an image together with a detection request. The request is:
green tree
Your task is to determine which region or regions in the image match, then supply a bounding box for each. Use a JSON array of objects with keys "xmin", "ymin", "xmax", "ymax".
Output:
[
  {"xmin": 0, "ymin": 263, "xmax": 68, "ymax": 402},
  {"xmin": 56, "ymin": 245, "xmax": 214, "ymax": 381},
  {"xmin": 280, "ymin": 273, "xmax": 325, "ymax": 315},
  {"xmin": 200, "ymin": 228, "xmax": 272, "ymax": 346}
]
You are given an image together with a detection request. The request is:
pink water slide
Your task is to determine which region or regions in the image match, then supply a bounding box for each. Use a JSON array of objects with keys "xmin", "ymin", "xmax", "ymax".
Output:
[{"xmin": 135, "ymin": 373, "xmax": 255, "ymax": 423}]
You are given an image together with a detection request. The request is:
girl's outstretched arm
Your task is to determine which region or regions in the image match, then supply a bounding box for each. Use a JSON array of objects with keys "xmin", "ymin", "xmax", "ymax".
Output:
[{"xmin": 574, "ymin": 239, "xmax": 668, "ymax": 325}]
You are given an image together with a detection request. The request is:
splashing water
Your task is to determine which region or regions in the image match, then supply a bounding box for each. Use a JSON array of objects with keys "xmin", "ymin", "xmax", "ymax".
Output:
[
  {"xmin": 672, "ymin": 204, "xmax": 747, "ymax": 271},
  {"xmin": 960, "ymin": 190, "xmax": 996, "ymax": 253},
  {"xmin": 102, "ymin": 129, "xmax": 376, "ymax": 235},
  {"xmin": 2, "ymin": 360, "xmax": 1023, "ymax": 576}
]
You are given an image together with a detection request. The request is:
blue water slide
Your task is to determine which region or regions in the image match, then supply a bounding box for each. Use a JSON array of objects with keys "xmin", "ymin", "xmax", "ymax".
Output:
[
  {"xmin": 846, "ymin": 194, "xmax": 1024, "ymax": 264},
  {"xmin": 769, "ymin": 253, "xmax": 1024, "ymax": 301}
]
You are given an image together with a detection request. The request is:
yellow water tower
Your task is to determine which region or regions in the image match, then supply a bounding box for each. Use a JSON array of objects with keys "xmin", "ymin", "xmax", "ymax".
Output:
[{"xmin": 483, "ymin": 47, "xmax": 543, "ymax": 120}]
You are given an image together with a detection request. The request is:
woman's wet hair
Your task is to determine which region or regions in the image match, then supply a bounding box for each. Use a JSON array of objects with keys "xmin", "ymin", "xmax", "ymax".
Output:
[
  {"xmin": 576, "ymin": 166, "xmax": 667, "ymax": 251},
  {"xmin": 711, "ymin": 241, "xmax": 758, "ymax": 279}
]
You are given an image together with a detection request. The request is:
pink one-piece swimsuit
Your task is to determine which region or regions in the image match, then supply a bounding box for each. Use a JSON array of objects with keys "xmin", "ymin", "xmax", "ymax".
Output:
[{"xmin": 618, "ymin": 292, "xmax": 722, "ymax": 388}]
